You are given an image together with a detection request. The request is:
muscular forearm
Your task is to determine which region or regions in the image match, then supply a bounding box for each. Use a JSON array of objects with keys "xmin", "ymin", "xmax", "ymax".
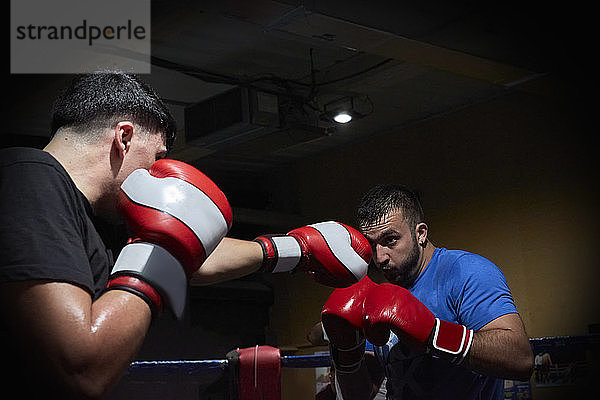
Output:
[
  {"xmin": 464, "ymin": 326, "xmax": 533, "ymax": 381},
  {"xmin": 1, "ymin": 281, "xmax": 152, "ymax": 399},
  {"xmin": 72, "ymin": 290, "xmax": 152, "ymax": 398},
  {"xmin": 191, "ymin": 237, "xmax": 263, "ymax": 285}
]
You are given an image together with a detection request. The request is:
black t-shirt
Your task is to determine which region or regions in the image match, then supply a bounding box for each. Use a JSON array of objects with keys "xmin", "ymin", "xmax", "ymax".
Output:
[
  {"xmin": 0, "ymin": 147, "xmax": 115, "ymax": 396},
  {"xmin": 0, "ymin": 147, "xmax": 112, "ymax": 295}
]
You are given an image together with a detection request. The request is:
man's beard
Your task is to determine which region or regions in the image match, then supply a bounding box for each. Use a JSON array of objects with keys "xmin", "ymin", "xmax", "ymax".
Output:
[{"xmin": 383, "ymin": 235, "xmax": 421, "ymax": 288}]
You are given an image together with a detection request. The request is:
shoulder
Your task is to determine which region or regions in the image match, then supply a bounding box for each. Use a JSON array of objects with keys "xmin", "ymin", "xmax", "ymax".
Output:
[
  {"xmin": 1, "ymin": 147, "xmax": 74, "ymax": 197},
  {"xmin": 436, "ymin": 248, "xmax": 505, "ymax": 283},
  {"xmin": 1, "ymin": 147, "xmax": 56, "ymax": 167},
  {"xmin": 2, "ymin": 146, "xmax": 64, "ymax": 169},
  {"xmin": 440, "ymin": 250, "xmax": 516, "ymax": 329},
  {"xmin": 0, "ymin": 149, "xmax": 99, "ymax": 292},
  {"xmin": 0, "ymin": 147, "xmax": 85, "ymax": 230}
]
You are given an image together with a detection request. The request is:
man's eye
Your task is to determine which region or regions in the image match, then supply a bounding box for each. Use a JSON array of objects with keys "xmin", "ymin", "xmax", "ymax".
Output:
[{"xmin": 384, "ymin": 237, "xmax": 398, "ymax": 246}]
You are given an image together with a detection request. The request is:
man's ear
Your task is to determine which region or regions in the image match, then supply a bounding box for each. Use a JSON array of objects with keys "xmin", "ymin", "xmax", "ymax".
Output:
[
  {"xmin": 113, "ymin": 121, "xmax": 135, "ymax": 157},
  {"xmin": 416, "ymin": 222, "xmax": 428, "ymax": 247}
]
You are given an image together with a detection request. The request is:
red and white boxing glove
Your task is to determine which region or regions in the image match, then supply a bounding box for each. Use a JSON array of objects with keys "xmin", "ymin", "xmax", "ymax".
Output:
[
  {"xmin": 362, "ymin": 283, "xmax": 474, "ymax": 364},
  {"xmin": 320, "ymin": 277, "xmax": 377, "ymax": 373},
  {"xmin": 105, "ymin": 159, "xmax": 232, "ymax": 318},
  {"xmin": 254, "ymin": 221, "xmax": 371, "ymax": 288}
]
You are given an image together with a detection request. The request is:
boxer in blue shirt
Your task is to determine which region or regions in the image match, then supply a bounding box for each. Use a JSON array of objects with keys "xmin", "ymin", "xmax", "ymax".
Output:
[{"xmin": 321, "ymin": 184, "xmax": 533, "ymax": 400}]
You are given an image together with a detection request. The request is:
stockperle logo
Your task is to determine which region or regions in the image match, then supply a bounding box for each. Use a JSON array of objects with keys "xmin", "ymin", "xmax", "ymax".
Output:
[{"xmin": 11, "ymin": 0, "xmax": 151, "ymax": 73}]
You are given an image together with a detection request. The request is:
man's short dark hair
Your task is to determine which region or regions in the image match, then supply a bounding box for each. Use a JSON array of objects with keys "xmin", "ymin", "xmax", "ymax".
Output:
[
  {"xmin": 357, "ymin": 184, "xmax": 425, "ymax": 230},
  {"xmin": 50, "ymin": 71, "xmax": 176, "ymax": 151}
]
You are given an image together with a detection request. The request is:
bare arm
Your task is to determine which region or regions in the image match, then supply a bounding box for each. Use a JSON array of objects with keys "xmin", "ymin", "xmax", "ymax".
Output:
[
  {"xmin": 0, "ymin": 281, "xmax": 151, "ymax": 399},
  {"xmin": 191, "ymin": 237, "xmax": 263, "ymax": 285},
  {"xmin": 465, "ymin": 313, "xmax": 534, "ymax": 381}
]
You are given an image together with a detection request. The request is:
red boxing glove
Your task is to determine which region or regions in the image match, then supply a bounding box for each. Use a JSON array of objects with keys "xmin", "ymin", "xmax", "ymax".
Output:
[
  {"xmin": 321, "ymin": 277, "xmax": 377, "ymax": 373},
  {"xmin": 106, "ymin": 159, "xmax": 232, "ymax": 318},
  {"xmin": 254, "ymin": 221, "xmax": 371, "ymax": 287},
  {"xmin": 362, "ymin": 283, "xmax": 474, "ymax": 365}
]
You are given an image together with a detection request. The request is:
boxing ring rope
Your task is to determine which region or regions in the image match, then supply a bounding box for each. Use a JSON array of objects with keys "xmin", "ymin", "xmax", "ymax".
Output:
[
  {"xmin": 123, "ymin": 335, "xmax": 600, "ymax": 380},
  {"xmin": 115, "ymin": 335, "xmax": 598, "ymax": 400},
  {"xmin": 126, "ymin": 353, "xmax": 331, "ymax": 383},
  {"xmin": 120, "ymin": 349, "xmax": 332, "ymax": 400},
  {"xmin": 126, "ymin": 354, "xmax": 331, "ymax": 381},
  {"xmin": 126, "ymin": 359, "xmax": 228, "ymax": 382}
]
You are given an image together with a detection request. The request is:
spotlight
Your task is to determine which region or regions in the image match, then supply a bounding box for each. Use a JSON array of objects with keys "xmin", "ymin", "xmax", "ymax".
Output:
[
  {"xmin": 322, "ymin": 96, "xmax": 367, "ymax": 124},
  {"xmin": 333, "ymin": 112, "xmax": 352, "ymax": 124}
]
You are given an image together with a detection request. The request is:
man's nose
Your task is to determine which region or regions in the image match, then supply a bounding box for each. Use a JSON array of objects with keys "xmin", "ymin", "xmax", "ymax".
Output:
[{"xmin": 374, "ymin": 244, "xmax": 389, "ymax": 265}]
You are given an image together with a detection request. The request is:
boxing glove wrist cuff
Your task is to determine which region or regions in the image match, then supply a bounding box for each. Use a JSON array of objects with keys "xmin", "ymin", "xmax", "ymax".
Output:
[
  {"xmin": 111, "ymin": 241, "xmax": 188, "ymax": 319},
  {"xmin": 254, "ymin": 235, "xmax": 301, "ymax": 273},
  {"xmin": 105, "ymin": 275, "xmax": 163, "ymax": 317},
  {"xmin": 329, "ymin": 339, "xmax": 366, "ymax": 374},
  {"xmin": 428, "ymin": 318, "xmax": 474, "ymax": 365}
]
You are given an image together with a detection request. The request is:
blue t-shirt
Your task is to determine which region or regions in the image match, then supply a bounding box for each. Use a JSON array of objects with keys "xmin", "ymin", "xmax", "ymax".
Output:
[{"xmin": 373, "ymin": 248, "xmax": 517, "ymax": 400}]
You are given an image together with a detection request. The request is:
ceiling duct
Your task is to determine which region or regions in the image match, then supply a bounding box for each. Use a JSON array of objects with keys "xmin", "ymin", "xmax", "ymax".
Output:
[{"xmin": 185, "ymin": 87, "xmax": 280, "ymax": 149}]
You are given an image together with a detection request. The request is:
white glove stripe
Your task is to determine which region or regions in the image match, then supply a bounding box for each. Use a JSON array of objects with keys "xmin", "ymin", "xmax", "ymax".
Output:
[
  {"xmin": 431, "ymin": 318, "xmax": 467, "ymax": 355},
  {"xmin": 457, "ymin": 329, "xmax": 474, "ymax": 365},
  {"xmin": 270, "ymin": 236, "xmax": 302, "ymax": 272},
  {"xmin": 121, "ymin": 169, "xmax": 228, "ymax": 256},
  {"xmin": 309, "ymin": 221, "xmax": 369, "ymax": 281},
  {"xmin": 112, "ymin": 242, "xmax": 188, "ymax": 318}
]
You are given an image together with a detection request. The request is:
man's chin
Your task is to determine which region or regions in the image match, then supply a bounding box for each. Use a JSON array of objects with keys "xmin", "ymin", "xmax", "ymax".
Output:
[{"xmin": 383, "ymin": 270, "xmax": 408, "ymax": 287}]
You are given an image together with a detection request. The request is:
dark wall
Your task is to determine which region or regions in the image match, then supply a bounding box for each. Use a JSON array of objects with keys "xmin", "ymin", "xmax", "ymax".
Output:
[{"xmin": 264, "ymin": 75, "xmax": 598, "ymax": 399}]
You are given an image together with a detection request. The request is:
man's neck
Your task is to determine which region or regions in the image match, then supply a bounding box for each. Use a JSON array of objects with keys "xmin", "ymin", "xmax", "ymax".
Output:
[
  {"xmin": 416, "ymin": 241, "xmax": 436, "ymax": 278},
  {"xmin": 43, "ymin": 133, "xmax": 109, "ymax": 211}
]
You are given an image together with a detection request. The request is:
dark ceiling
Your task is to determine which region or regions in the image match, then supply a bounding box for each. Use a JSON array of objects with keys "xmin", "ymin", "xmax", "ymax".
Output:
[{"xmin": 3, "ymin": 1, "xmax": 593, "ymax": 198}]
